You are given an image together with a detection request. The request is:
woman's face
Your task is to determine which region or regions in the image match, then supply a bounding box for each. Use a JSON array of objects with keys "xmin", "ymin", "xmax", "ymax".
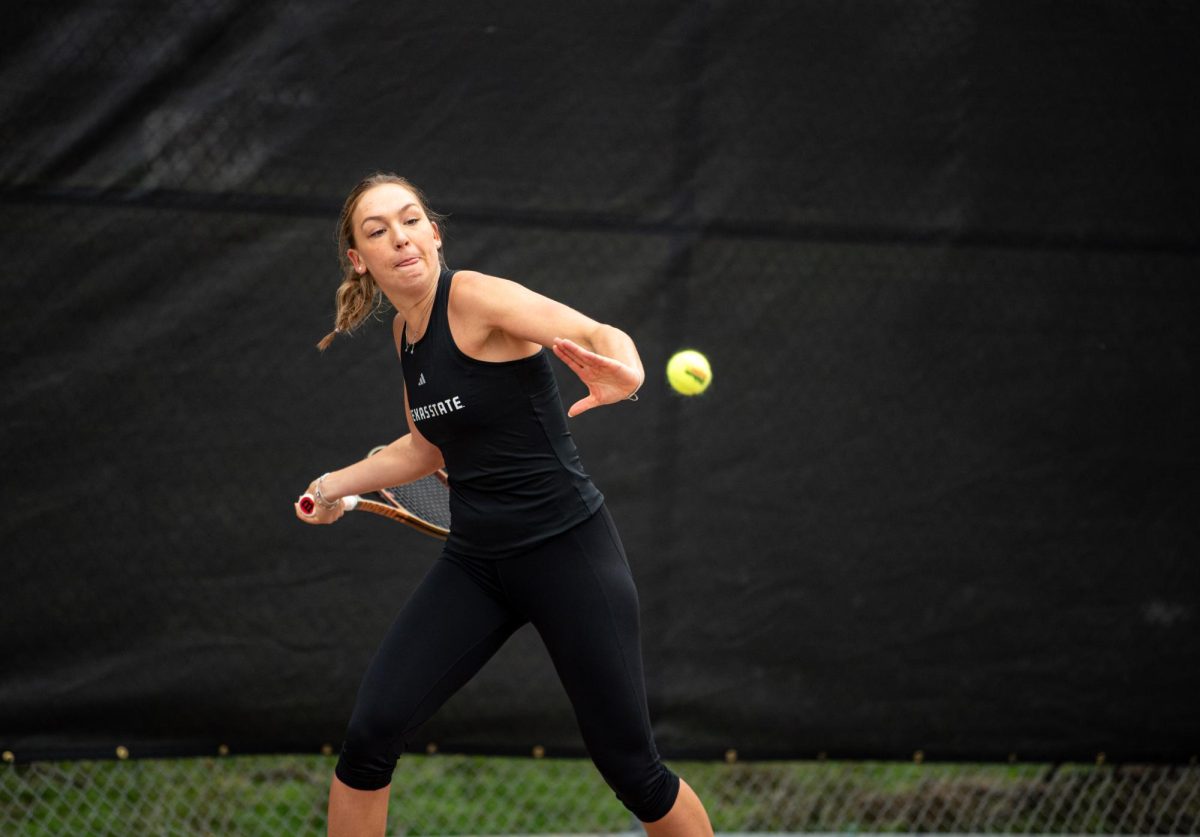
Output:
[{"xmin": 347, "ymin": 183, "xmax": 442, "ymax": 290}]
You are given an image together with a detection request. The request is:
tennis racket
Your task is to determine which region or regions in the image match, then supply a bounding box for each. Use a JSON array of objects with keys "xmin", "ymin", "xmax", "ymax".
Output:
[{"xmin": 299, "ymin": 445, "xmax": 450, "ymax": 540}]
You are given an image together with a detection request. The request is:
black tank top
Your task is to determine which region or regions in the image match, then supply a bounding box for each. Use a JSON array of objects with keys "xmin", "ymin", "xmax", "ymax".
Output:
[{"xmin": 400, "ymin": 269, "xmax": 604, "ymax": 559}]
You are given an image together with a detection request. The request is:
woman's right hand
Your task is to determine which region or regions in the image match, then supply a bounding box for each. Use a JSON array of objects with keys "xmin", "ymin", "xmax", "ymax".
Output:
[{"xmin": 294, "ymin": 478, "xmax": 346, "ymax": 525}]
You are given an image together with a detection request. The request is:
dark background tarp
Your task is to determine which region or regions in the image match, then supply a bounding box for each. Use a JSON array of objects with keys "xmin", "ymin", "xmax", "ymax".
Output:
[{"xmin": 2, "ymin": 1, "xmax": 1198, "ymax": 763}]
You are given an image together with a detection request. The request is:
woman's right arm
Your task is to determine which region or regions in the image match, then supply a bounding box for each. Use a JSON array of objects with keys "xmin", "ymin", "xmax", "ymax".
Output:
[
  {"xmin": 294, "ymin": 395, "xmax": 444, "ymax": 525},
  {"xmin": 294, "ymin": 317, "xmax": 444, "ymax": 524},
  {"xmin": 324, "ymin": 415, "xmax": 444, "ymax": 498}
]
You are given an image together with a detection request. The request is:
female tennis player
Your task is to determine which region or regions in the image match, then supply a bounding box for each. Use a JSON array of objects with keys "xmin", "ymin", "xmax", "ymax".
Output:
[{"xmin": 294, "ymin": 173, "xmax": 714, "ymax": 837}]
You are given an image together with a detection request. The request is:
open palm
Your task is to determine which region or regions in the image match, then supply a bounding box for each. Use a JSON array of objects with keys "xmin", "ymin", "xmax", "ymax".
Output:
[{"xmin": 552, "ymin": 338, "xmax": 642, "ymax": 416}]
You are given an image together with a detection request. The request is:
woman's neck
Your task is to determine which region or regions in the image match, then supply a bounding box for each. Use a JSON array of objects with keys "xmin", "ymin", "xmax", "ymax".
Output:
[{"xmin": 400, "ymin": 277, "xmax": 439, "ymax": 344}]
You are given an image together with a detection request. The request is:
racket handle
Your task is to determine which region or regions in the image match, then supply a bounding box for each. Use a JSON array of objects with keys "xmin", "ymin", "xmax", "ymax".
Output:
[{"xmin": 299, "ymin": 493, "xmax": 360, "ymax": 515}]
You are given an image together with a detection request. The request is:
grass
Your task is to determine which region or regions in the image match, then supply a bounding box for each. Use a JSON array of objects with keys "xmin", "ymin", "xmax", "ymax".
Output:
[{"xmin": 2, "ymin": 754, "xmax": 1196, "ymax": 835}]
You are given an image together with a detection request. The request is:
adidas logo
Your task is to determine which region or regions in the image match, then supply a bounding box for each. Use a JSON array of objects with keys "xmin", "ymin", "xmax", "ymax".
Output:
[{"xmin": 418, "ymin": 373, "xmax": 427, "ymax": 386}]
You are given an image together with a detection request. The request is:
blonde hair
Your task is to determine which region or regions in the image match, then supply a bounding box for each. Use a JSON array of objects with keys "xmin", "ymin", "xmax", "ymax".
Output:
[{"xmin": 317, "ymin": 172, "xmax": 445, "ymax": 351}]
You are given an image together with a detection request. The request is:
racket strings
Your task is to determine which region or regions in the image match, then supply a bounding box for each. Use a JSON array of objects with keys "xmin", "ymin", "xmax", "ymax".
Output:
[{"xmin": 381, "ymin": 473, "xmax": 451, "ymax": 530}]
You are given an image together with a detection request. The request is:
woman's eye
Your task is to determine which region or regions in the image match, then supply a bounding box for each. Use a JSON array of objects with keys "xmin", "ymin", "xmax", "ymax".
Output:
[
  {"xmin": 369, "ymin": 229, "xmax": 385, "ymax": 237},
  {"xmin": 405, "ymin": 217, "xmax": 419, "ymax": 225}
]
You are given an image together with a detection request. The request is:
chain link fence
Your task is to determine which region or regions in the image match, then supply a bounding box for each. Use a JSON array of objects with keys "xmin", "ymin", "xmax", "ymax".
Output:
[{"xmin": 2, "ymin": 754, "xmax": 1197, "ymax": 835}]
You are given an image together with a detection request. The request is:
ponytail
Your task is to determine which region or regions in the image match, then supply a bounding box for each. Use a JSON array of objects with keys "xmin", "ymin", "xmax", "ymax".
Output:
[{"xmin": 316, "ymin": 271, "xmax": 383, "ymax": 351}]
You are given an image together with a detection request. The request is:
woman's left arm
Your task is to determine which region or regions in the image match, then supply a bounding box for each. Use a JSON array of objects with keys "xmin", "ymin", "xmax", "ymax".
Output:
[{"xmin": 455, "ymin": 271, "xmax": 645, "ymax": 416}]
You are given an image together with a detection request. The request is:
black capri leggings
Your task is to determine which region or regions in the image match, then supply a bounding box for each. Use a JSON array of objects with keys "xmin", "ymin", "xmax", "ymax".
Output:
[{"xmin": 334, "ymin": 505, "xmax": 681, "ymax": 823}]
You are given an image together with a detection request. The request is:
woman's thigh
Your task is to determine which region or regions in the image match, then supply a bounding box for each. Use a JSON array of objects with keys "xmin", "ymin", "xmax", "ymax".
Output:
[
  {"xmin": 347, "ymin": 556, "xmax": 524, "ymax": 741},
  {"xmin": 503, "ymin": 509, "xmax": 657, "ymax": 764}
]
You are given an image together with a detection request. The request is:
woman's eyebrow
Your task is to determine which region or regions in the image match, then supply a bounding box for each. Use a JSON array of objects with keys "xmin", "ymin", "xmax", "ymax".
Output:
[{"xmin": 360, "ymin": 203, "xmax": 418, "ymax": 227}]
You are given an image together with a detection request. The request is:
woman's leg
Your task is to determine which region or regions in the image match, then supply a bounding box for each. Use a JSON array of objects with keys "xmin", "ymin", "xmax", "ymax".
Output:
[
  {"xmin": 329, "ymin": 556, "xmax": 522, "ymax": 837},
  {"xmin": 503, "ymin": 508, "xmax": 713, "ymax": 833},
  {"xmin": 643, "ymin": 779, "xmax": 713, "ymax": 837},
  {"xmin": 327, "ymin": 780, "xmax": 389, "ymax": 837}
]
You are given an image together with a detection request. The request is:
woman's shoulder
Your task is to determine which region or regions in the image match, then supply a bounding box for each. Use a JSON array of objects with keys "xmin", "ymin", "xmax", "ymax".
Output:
[
  {"xmin": 449, "ymin": 269, "xmax": 501, "ymax": 292},
  {"xmin": 448, "ymin": 269, "xmax": 558, "ymax": 347},
  {"xmin": 448, "ymin": 269, "xmax": 522, "ymax": 313}
]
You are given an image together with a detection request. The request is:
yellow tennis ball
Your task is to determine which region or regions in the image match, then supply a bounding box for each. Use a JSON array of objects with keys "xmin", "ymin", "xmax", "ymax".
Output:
[{"xmin": 666, "ymin": 349, "xmax": 712, "ymax": 395}]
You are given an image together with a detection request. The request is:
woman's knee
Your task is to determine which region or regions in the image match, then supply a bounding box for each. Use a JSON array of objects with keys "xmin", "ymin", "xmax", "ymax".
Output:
[{"xmin": 334, "ymin": 710, "xmax": 406, "ymax": 791}]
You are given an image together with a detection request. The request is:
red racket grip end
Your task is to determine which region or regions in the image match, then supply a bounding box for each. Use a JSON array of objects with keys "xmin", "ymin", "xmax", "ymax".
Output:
[{"xmin": 299, "ymin": 494, "xmax": 316, "ymax": 515}]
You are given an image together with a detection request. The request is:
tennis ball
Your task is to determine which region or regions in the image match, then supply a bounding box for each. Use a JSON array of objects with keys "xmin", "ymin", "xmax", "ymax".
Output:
[{"xmin": 666, "ymin": 349, "xmax": 712, "ymax": 395}]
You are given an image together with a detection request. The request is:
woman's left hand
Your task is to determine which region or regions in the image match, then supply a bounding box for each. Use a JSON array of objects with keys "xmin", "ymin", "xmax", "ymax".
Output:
[{"xmin": 552, "ymin": 337, "xmax": 643, "ymax": 417}]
